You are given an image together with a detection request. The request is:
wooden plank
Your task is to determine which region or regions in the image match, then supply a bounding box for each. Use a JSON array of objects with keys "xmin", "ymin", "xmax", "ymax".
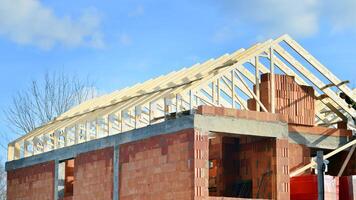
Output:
[
  {"xmin": 284, "ymin": 35, "xmax": 355, "ymax": 100},
  {"xmin": 270, "ymin": 47, "xmax": 275, "ymax": 113},
  {"xmin": 255, "ymin": 56, "xmax": 260, "ymax": 111},
  {"xmin": 235, "ymin": 70, "xmax": 268, "ymax": 112},
  {"xmin": 12, "ymin": 34, "xmax": 356, "ymax": 160},
  {"xmin": 274, "ymin": 45, "xmax": 356, "ymax": 117},
  {"xmin": 337, "ymin": 145, "xmax": 356, "ymax": 176},
  {"xmin": 290, "ymin": 139, "xmax": 356, "ymax": 177}
]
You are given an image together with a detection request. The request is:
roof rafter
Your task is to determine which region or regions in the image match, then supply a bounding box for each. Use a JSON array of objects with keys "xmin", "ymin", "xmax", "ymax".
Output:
[{"xmin": 8, "ymin": 34, "xmax": 355, "ymax": 161}]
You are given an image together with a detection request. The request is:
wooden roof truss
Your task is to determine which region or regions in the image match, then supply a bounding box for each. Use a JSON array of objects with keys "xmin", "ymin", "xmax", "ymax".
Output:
[{"xmin": 7, "ymin": 34, "xmax": 356, "ymax": 161}]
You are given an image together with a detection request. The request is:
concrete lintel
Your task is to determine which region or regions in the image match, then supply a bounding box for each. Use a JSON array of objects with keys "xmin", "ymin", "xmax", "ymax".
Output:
[
  {"xmin": 194, "ymin": 115, "xmax": 288, "ymax": 139},
  {"xmin": 6, "ymin": 115, "xmax": 194, "ymax": 171},
  {"xmin": 288, "ymin": 132, "xmax": 350, "ymax": 150}
]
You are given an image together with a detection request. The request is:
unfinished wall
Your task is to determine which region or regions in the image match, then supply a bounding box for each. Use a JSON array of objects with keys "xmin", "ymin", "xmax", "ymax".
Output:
[
  {"xmin": 275, "ymin": 139, "xmax": 290, "ymax": 200},
  {"xmin": 248, "ymin": 74, "xmax": 315, "ymax": 126},
  {"xmin": 73, "ymin": 147, "xmax": 113, "ymax": 200},
  {"xmin": 119, "ymin": 128, "xmax": 204, "ymax": 200},
  {"xmin": 7, "ymin": 161, "xmax": 55, "ymax": 200}
]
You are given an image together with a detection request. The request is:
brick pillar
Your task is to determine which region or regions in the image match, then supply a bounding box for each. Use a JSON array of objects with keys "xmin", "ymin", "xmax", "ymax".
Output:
[
  {"xmin": 273, "ymin": 139, "xmax": 290, "ymax": 200},
  {"xmin": 194, "ymin": 130, "xmax": 209, "ymax": 200}
]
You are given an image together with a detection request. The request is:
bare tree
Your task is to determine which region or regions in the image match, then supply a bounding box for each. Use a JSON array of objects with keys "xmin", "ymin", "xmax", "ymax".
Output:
[
  {"xmin": 3, "ymin": 71, "xmax": 96, "ymax": 136},
  {"xmin": 0, "ymin": 161, "xmax": 6, "ymax": 200}
]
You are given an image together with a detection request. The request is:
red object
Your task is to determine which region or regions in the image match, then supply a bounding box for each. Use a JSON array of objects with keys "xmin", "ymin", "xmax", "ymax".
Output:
[
  {"xmin": 339, "ymin": 176, "xmax": 356, "ymax": 200},
  {"xmin": 290, "ymin": 175, "xmax": 339, "ymax": 200}
]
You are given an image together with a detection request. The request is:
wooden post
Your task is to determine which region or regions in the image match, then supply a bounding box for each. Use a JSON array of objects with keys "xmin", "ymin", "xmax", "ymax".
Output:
[
  {"xmin": 53, "ymin": 131, "xmax": 58, "ymax": 150},
  {"xmin": 74, "ymin": 125, "xmax": 79, "ymax": 144},
  {"xmin": 164, "ymin": 98, "xmax": 171, "ymax": 117},
  {"xmin": 64, "ymin": 128, "xmax": 68, "ymax": 147},
  {"xmin": 135, "ymin": 106, "xmax": 141, "ymax": 129},
  {"xmin": 255, "ymin": 56, "xmax": 260, "ymax": 111},
  {"xmin": 176, "ymin": 94, "xmax": 180, "ymax": 114},
  {"xmin": 235, "ymin": 70, "xmax": 268, "ymax": 112},
  {"xmin": 84, "ymin": 121, "xmax": 88, "ymax": 142},
  {"xmin": 120, "ymin": 111, "xmax": 124, "ymax": 133},
  {"xmin": 216, "ymin": 78, "xmax": 220, "ymax": 105},
  {"xmin": 107, "ymin": 115, "xmax": 111, "ymax": 136},
  {"xmin": 7, "ymin": 143, "xmax": 14, "ymax": 161},
  {"xmin": 95, "ymin": 118, "xmax": 99, "ymax": 139},
  {"xmin": 149, "ymin": 102, "xmax": 154, "ymax": 125},
  {"xmin": 231, "ymin": 70, "xmax": 235, "ymax": 108},
  {"xmin": 270, "ymin": 46, "xmax": 275, "ymax": 113},
  {"xmin": 189, "ymin": 90, "xmax": 194, "ymax": 113},
  {"xmin": 24, "ymin": 140, "xmax": 31, "ymax": 157},
  {"xmin": 211, "ymin": 81, "xmax": 215, "ymax": 104}
]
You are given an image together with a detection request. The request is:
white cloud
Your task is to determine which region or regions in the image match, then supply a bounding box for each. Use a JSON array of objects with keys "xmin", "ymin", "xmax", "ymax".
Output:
[
  {"xmin": 219, "ymin": 0, "xmax": 319, "ymax": 38},
  {"xmin": 322, "ymin": 0, "xmax": 356, "ymax": 32},
  {"xmin": 217, "ymin": 0, "xmax": 356, "ymax": 39},
  {"xmin": 0, "ymin": 0, "xmax": 103, "ymax": 49}
]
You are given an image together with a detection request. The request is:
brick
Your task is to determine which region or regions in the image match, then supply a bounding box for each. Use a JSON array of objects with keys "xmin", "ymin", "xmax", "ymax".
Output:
[
  {"xmin": 7, "ymin": 161, "xmax": 55, "ymax": 200},
  {"xmin": 119, "ymin": 128, "xmax": 198, "ymax": 200},
  {"xmin": 74, "ymin": 147, "xmax": 113, "ymax": 200},
  {"xmin": 196, "ymin": 105, "xmax": 288, "ymax": 123}
]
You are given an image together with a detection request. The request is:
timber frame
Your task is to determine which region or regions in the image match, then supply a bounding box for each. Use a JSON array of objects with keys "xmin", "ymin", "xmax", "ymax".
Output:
[{"xmin": 7, "ymin": 34, "xmax": 356, "ymax": 161}]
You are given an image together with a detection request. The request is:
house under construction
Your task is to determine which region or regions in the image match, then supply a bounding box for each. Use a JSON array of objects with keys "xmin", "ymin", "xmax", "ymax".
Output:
[{"xmin": 5, "ymin": 34, "xmax": 356, "ymax": 200}]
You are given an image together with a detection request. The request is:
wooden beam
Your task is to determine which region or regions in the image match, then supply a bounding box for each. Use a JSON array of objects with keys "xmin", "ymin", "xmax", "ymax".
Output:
[
  {"xmin": 11, "ymin": 34, "xmax": 355, "ymax": 161},
  {"xmin": 235, "ymin": 70, "xmax": 268, "ymax": 112},
  {"xmin": 337, "ymin": 145, "xmax": 355, "ymax": 177},
  {"xmin": 274, "ymin": 44, "xmax": 356, "ymax": 117},
  {"xmin": 290, "ymin": 139, "xmax": 356, "ymax": 177},
  {"xmin": 270, "ymin": 46, "xmax": 275, "ymax": 113},
  {"xmin": 255, "ymin": 56, "xmax": 260, "ymax": 111},
  {"xmin": 283, "ymin": 35, "xmax": 355, "ymax": 100},
  {"xmin": 231, "ymin": 71, "xmax": 235, "ymax": 108}
]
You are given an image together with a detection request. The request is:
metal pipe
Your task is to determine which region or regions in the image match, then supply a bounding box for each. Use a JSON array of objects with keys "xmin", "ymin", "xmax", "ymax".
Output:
[{"xmin": 316, "ymin": 151, "xmax": 324, "ymax": 200}]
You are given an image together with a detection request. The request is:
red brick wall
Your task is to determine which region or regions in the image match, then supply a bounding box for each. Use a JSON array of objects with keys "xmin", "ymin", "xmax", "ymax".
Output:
[
  {"xmin": 247, "ymin": 73, "xmax": 315, "ymax": 126},
  {"xmin": 197, "ymin": 105, "xmax": 288, "ymax": 123},
  {"xmin": 194, "ymin": 129, "xmax": 210, "ymax": 200},
  {"xmin": 288, "ymin": 143, "xmax": 311, "ymax": 173},
  {"xmin": 73, "ymin": 147, "xmax": 113, "ymax": 200},
  {"xmin": 119, "ymin": 129, "xmax": 198, "ymax": 200},
  {"xmin": 274, "ymin": 139, "xmax": 290, "ymax": 200},
  {"xmin": 7, "ymin": 161, "xmax": 55, "ymax": 200}
]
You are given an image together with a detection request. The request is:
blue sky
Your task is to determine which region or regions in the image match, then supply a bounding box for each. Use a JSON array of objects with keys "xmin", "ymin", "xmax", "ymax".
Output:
[{"xmin": 0, "ymin": 0, "xmax": 356, "ymax": 161}]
